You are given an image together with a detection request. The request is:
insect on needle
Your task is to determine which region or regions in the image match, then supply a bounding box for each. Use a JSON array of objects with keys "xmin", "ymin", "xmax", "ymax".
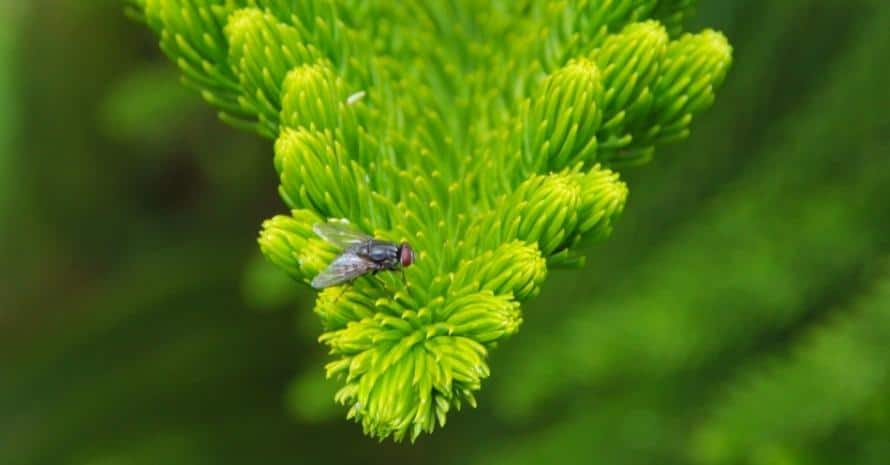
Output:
[{"xmin": 310, "ymin": 221, "xmax": 416, "ymax": 291}]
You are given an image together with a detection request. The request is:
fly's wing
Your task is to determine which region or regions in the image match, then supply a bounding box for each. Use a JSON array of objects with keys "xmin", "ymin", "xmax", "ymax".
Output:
[
  {"xmin": 313, "ymin": 220, "xmax": 372, "ymax": 250},
  {"xmin": 311, "ymin": 252, "xmax": 375, "ymax": 289}
]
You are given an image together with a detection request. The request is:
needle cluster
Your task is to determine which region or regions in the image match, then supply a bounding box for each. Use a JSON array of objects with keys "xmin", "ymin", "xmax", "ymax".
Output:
[{"xmin": 132, "ymin": 0, "xmax": 731, "ymax": 441}]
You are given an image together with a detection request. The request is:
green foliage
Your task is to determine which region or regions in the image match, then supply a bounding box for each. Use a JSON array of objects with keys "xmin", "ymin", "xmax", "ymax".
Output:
[
  {"xmin": 470, "ymin": 3, "xmax": 890, "ymax": 464},
  {"xmin": 493, "ymin": 1, "xmax": 890, "ymax": 420},
  {"xmin": 6, "ymin": 1, "xmax": 890, "ymax": 464},
  {"xmin": 0, "ymin": 4, "xmax": 17, "ymax": 224},
  {"xmin": 691, "ymin": 266, "xmax": 890, "ymax": 465},
  {"xmin": 133, "ymin": 0, "xmax": 731, "ymax": 441}
]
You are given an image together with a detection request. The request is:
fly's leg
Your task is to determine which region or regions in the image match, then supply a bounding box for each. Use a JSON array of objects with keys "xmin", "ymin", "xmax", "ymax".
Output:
[{"xmin": 369, "ymin": 273, "xmax": 399, "ymax": 295}]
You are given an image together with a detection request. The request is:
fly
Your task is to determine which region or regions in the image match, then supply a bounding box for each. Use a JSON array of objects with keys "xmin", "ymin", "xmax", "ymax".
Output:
[{"xmin": 311, "ymin": 220, "xmax": 416, "ymax": 289}]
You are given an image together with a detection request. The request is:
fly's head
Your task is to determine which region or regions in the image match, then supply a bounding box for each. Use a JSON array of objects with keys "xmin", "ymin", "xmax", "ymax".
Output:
[{"xmin": 398, "ymin": 242, "xmax": 416, "ymax": 268}]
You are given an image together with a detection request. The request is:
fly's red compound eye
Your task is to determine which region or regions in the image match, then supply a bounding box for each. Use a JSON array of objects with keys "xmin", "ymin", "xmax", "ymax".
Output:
[{"xmin": 399, "ymin": 243, "xmax": 415, "ymax": 267}]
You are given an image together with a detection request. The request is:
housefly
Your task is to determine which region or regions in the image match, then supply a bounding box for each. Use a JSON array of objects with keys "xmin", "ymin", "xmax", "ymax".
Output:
[{"xmin": 311, "ymin": 221, "xmax": 416, "ymax": 289}]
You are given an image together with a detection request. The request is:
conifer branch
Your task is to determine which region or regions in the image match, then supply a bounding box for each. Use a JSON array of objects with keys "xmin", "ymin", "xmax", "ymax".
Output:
[{"xmin": 131, "ymin": 0, "xmax": 731, "ymax": 441}]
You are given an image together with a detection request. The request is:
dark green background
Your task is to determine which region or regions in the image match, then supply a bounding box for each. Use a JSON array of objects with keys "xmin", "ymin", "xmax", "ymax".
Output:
[{"xmin": 3, "ymin": 1, "xmax": 889, "ymax": 464}]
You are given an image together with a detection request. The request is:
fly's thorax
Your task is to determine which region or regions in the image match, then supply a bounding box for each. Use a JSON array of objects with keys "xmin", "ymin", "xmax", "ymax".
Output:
[{"xmin": 363, "ymin": 240, "xmax": 402, "ymax": 269}]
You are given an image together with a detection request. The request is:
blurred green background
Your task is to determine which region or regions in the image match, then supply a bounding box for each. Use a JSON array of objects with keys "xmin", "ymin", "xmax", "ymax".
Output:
[{"xmin": 3, "ymin": 1, "xmax": 889, "ymax": 464}]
